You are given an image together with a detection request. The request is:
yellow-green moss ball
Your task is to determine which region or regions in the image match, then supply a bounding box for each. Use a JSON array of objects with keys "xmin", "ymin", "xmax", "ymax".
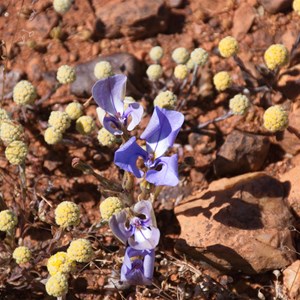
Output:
[
  {"xmin": 94, "ymin": 61, "xmax": 114, "ymax": 80},
  {"xmin": 146, "ymin": 64, "xmax": 163, "ymax": 81},
  {"xmin": 97, "ymin": 128, "xmax": 117, "ymax": 147},
  {"xmin": 229, "ymin": 94, "xmax": 250, "ymax": 115},
  {"xmin": 0, "ymin": 210, "xmax": 17, "ymax": 232},
  {"xmin": 154, "ymin": 90, "xmax": 177, "ymax": 110},
  {"xmin": 174, "ymin": 64, "xmax": 188, "ymax": 80},
  {"xmin": 65, "ymin": 102, "xmax": 83, "ymax": 120},
  {"xmin": 149, "ymin": 46, "xmax": 164, "ymax": 62},
  {"xmin": 5, "ymin": 141, "xmax": 28, "ymax": 165},
  {"xmin": 75, "ymin": 116, "xmax": 95, "ymax": 135},
  {"xmin": 213, "ymin": 71, "xmax": 232, "ymax": 91},
  {"xmin": 263, "ymin": 105, "xmax": 289, "ymax": 132},
  {"xmin": 0, "ymin": 108, "xmax": 9, "ymax": 124},
  {"xmin": 172, "ymin": 47, "xmax": 189, "ymax": 64},
  {"xmin": 0, "ymin": 121, "xmax": 23, "ymax": 144},
  {"xmin": 293, "ymin": 0, "xmax": 300, "ymax": 14},
  {"xmin": 264, "ymin": 44, "xmax": 289, "ymax": 71},
  {"xmin": 218, "ymin": 36, "xmax": 239, "ymax": 58},
  {"xmin": 53, "ymin": 0, "xmax": 72, "ymax": 14},
  {"xmin": 48, "ymin": 111, "xmax": 71, "ymax": 132},
  {"xmin": 47, "ymin": 252, "xmax": 76, "ymax": 276},
  {"xmin": 13, "ymin": 246, "xmax": 31, "ymax": 264},
  {"xmin": 55, "ymin": 201, "xmax": 80, "ymax": 228},
  {"xmin": 67, "ymin": 239, "xmax": 93, "ymax": 263},
  {"xmin": 13, "ymin": 80, "xmax": 37, "ymax": 105},
  {"xmin": 44, "ymin": 127, "xmax": 63, "ymax": 145},
  {"xmin": 99, "ymin": 197, "xmax": 123, "ymax": 220},
  {"xmin": 46, "ymin": 272, "xmax": 69, "ymax": 297},
  {"xmin": 57, "ymin": 65, "xmax": 76, "ymax": 84},
  {"xmin": 186, "ymin": 58, "xmax": 195, "ymax": 70},
  {"xmin": 190, "ymin": 48, "xmax": 208, "ymax": 66}
]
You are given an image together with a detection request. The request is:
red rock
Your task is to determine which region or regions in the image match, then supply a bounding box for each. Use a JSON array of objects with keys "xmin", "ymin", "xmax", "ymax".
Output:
[
  {"xmin": 175, "ymin": 173, "xmax": 296, "ymax": 274},
  {"xmin": 258, "ymin": 0, "xmax": 293, "ymax": 14},
  {"xmin": 283, "ymin": 260, "xmax": 300, "ymax": 300},
  {"xmin": 93, "ymin": 0, "xmax": 169, "ymax": 39},
  {"xmin": 232, "ymin": 3, "xmax": 256, "ymax": 40}
]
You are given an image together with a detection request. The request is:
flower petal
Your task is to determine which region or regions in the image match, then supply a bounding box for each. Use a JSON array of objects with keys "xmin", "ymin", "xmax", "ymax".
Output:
[
  {"xmin": 109, "ymin": 210, "xmax": 131, "ymax": 245},
  {"xmin": 125, "ymin": 102, "xmax": 144, "ymax": 131},
  {"xmin": 114, "ymin": 137, "xmax": 148, "ymax": 178},
  {"xmin": 128, "ymin": 226, "xmax": 160, "ymax": 250},
  {"xmin": 146, "ymin": 154, "xmax": 179, "ymax": 186},
  {"xmin": 140, "ymin": 107, "xmax": 184, "ymax": 158},
  {"xmin": 96, "ymin": 107, "xmax": 105, "ymax": 126},
  {"xmin": 92, "ymin": 74, "xmax": 126, "ymax": 116},
  {"xmin": 133, "ymin": 200, "xmax": 157, "ymax": 227},
  {"xmin": 143, "ymin": 249, "xmax": 155, "ymax": 280},
  {"xmin": 102, "ymin": 115, "xmax": 123, "ymax": 135}
]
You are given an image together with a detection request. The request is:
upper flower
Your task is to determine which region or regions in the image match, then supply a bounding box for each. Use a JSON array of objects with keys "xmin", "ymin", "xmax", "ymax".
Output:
[
  {"xmin": 114, "ymin": 106, "xmax": 184, "ymax": 186},
  {"xmin": 92, "ymin": 74, "xmax": 143, "ymax": 135}
]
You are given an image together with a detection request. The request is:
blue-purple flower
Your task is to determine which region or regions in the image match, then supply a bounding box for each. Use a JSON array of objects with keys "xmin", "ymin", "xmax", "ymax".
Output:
[
  {"xmin": 109, "ymin": 200, "xmax": 160, "ymax": 250},
  {"xmin": 92, "ymin": 74, "xmax": 143, "ymax": 135},
  {"xmin": 114, "ymin": 106, "xmax": 184, "ymax": 186},
  {"xmin": 121, "ymin": 247, "xmax": 155, "ymax": 285}
]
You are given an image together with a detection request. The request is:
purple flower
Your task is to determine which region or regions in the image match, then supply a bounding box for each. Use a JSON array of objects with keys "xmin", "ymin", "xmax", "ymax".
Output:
[
  {"xmin": 114, "ymin": 106, "xmax": 184, "ymax": 186},
  {"xmin": 109, "ymin": 200, "xmax": 160, "ymax": 250},
  {"xmin": 92, "ymin": 74, "xmax": 143, "ymax": 135},
  {"xmin": 121, "ymin": 247, "xmax": 155, "ymax": 286}
]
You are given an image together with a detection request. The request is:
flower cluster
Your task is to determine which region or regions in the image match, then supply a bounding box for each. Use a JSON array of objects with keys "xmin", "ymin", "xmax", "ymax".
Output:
[
  {"xmin": 294, "ymin": 0, "xmax": 300, "ymax": 14},
  {"xmin": 174, "ymin": 64, "xmax": 188, "ymax": 80},
  {"xmin": 190, "ymin": 47, "xmax": 208, "ymax": 66},
  {"xmin": 57, "ymin": 65, "xmax": 76, "ymax": 84},
  {"xmin": 229, "ymin": 94, "xmax": 250, "ymax": 115},
  {"xmin": 46, "ymin": 272, "xmax": 69, "ymax": 297},
  {"xmin": 13, "ymin": 246, "xmax": 32, "ymax": 265},
  {"xmin": 55, "ymin": 201, "xmax": 80, "ymax": 228},
  {"xmin": 13, "ymin": 80, "xmax": 37, "ymax": 105},
  {"xmin": 263, "ymin": 105, "xmax": 289, "ymax": 132},
  {"xmin": 0, "ymin": 120, "xmax": 23, "ymax": 144},
  {"xmin": 213, "ymin": 71, "xmax": 232, "ymax": 91},
  {"xmin": 0, "ymin": 209, "xmax": 17, "ymax": 232},
  {"xmin": 172, "ymin": 47, "xmax": 189, "ymax": 64},
  {"xmin": 75, "ymin": 116, "xmax": 95, "ymax": 135},
  {"xmin": 264, "ymin": 44, "xmax": 289, "ymax": 71},
  {"xmin": 97, "ymin": 127, "xmax": 117, "ymax": 147},
  {"xmin": 100, "ymin": 196, "xmax": 123, "ymax": 221},
  {"xmin": 149, "ymin": 46, "xmax": 164, "ymax": 62},
  {"xmin": 5, "ymin": 140, "xmax": 28, "ymax": 165},
  {"xmin": 94, "ymin": 61, "xmax": 114, "ymax": 80},
  {"xmin": 47, "ymin": 251, "xmax": 75, "ymax": 276},
  {"xmin": 146, "ymin": 64, "xmax": 163, "ymax": 81},
  {"xmin": 53, "ymin": 0, "xmax": 73, "ymax": 14},
  {"xmin": 218, "ymin": 36, "xmax": 239, "ymax": 58},
  {"xmin": 154, "ymin": 90, "xmax": 177, "ymax": 110},
  {"xmin": 65, "ymin": 102, "xmax": 83, "ymax": 120},
  {"xmin": 67, "ymin": 238, "xmax": 94, "ymax": 263}
]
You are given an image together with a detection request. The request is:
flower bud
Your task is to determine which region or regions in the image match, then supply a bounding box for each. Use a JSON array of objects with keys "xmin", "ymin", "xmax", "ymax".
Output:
[
  {"xmin": 67, "ymin": 239, "xmax": 93, "ymax": 263},
  {"xmin": 172, "ymin": 47, "xmax": 189, "ymax": 64},
  {"xmin": 65, "ymin": 102, "xmax": 83, "ymax": 120},
  {"xmin": 0, "ymin": 209, "xmax": 17, "ymax": 232},
  {"xmin": 213, "ymin": 71, "xmax": 232, "ymax": 91},
  {"xmin": 190, "ymin": 48, "xmax": 208, "ymax": 66},
  {"xmin": 75, "ymin": 116, "xmax": 95, "ymax": 135},
  {"xmin": 44, "ymin": 127, "xmax": 63, "ymax": 145},
  {"xmin": 47, "ymin": 252, "xmax": 76, "ymax": 276},
  {"xmin": 97, "ymin": 128, "xmax": 117, "ymax": 147},
  {"xmin": 293, "ymin": 0, "xmax": 300, "ymax": 14},
  {"xmin": 13, "ymin": 246, "xmax": 31, "ymax": 264},
  {"xmin": 146, "ymin": 64, "xmax": 163, "ymax": 81},
  {"xmin": 0, "ymin": 120, "xmax": 23, "ymax": 144},
  {"xmin": 55, "ymin": 201, "xmax": 80, "ymax": 228},
  {"xmin": 48, "ymin": 111, "xmax": 71, "ymax": 132},
  {"xmin": 174, "ymin": 64, "xmax": 188, "ymax": 80},
  {"xmin": 5, "ymin": 141, "xmax": 28, "ymax": 165},
  {"xmin": 154, "ymin": 90, "xmax": 177, "ymax": 110},
  {"xmin": 264, "ymin": 44, "xmax": 289, "ymax": 71},
  {"xmin": 229, "ymin": 94, "xmax": 250, "ymax": 115},
  {"xmin": 149, "ymin": 46, "xmax": 164, "ymax": 62},
  {"xmin": 218, "ymin": 36, "xmax": 239, "ymax": 58},
  {"xmin": 53, "ymin": 0, "xmax": 73, "ymax": 14},
  {"xmin": 94, "ymin": 61, "xmax": 114, "ymax": 79},
  {"xmin": 46, "ymin": 272, "xmax": 69, "ymax": 297}
]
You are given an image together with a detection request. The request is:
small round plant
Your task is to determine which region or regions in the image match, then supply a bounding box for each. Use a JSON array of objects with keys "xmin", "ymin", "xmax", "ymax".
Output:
[
  {"xmin": 44, "ymin": 127, "xmax": 63, "ymax": 145},
  {"xmin": 99, "ymin": 197, "xmax": 123, "ymax": 221},
  {"xmin": 146, "ymin": 64, "xmax": 163, "ymax": 81},
  {"xmin": 218, "ymin": 36, "xmax": 239, "ymax": 58},
  {"xmin": 94, "ymin": 61, "xmax": 114, "ymax": 80},
  {"xmin": 75, "ymin": 116, "xmax": 95, "ymax": 135},
  {"xmin": 149, "ymin": 46, "xmax": 164, "ymax": 62},
  {"xmin": 45, "ymin": 272, "xmax": 69, "ymax": 297},
  {"xmin": 65, "ymin": 102, "xmax": 83, "ymax": 120},
  {"xmin": 0, "ymin": 120, "xmax": 23, "ymax": 144},
  {"xmin": 172, "ymin": 47, "xmax": 189, "ymax": 64},
  {"xmin": 47, "ymin": 252, "xmax": 76, "ymax": 276},
  {"xmin": 57, "ymin": 65, "xmax": 76, "ymax": 84},
  {"xmin": 13, "ymin": 246, "xmax": 31, "ymax": 265},
  {"xmin": 174, "ymin": 64, "xmax": 188, "ymax": 80},
  {"xmin": 190, "ymin": 48, "xmax": 208, "ymax": 66},
  {"xmin": 53, "ymin": 0, "xmax": 73, "ymax": 14},
  {"xmin": 229, "ymin": 94, "xmax": 250, "ymax": 115},
  {"xmin": 154, "ymin": 90, "xmax": 177, "ymax": 110},
  {"xmin": 264, "ymin": 44, "xmax": 289, "ymax": 71},
  {"xmin": 0, "ymin": 210, "xmax": 17, "ymax": 232},
  {"xmin": 293, "ymin": 0, "xmax": 300, "ymax": 14},
  {"xmin": 97, "ymin": 128, "xmax": 117, "ymax": 147},
  {"xmin": 48, "ymin": 111, "xmax": 71, "ymax": 132},
  {"xmin": 67, "ymin": 239, "xmax": 93, "ymax": 263},
  {"xmin": 13, "ymin": 80, "xmax": 37, "ymax": 105},
  {"xmin": 263, "ymin": 105, "xmax": 289, "ymax": 132},
  {"xmin": 213, "ymin": 71, "xmax": 232, "ymax": 91},
  {"xmin": 55, "ymin": 201, "xmax": 80, "ymax": 228},
  {"xmin": 5, "ymin": 141, "xmax": 28, "ymax": 165}
]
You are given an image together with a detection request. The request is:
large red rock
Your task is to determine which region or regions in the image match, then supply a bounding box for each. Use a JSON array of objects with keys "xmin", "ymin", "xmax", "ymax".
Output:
[
  {"xmin": 93, "ymin": 0, "xmax": 169, "ymax": 39},
  {"xmin": 283, "ymin": 260, "xmax": 300, "ymax": 300},
  {"xmin": 175, "ymin": 173, "xmax": 296, "ymax": 274}
]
